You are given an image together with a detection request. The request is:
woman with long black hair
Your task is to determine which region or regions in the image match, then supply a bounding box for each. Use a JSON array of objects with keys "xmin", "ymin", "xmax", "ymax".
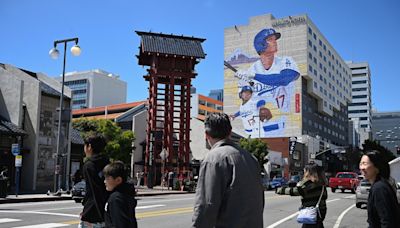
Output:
[
  {"xmin": 276, "ymin": 163, "xmax": 327, "ymax": 227},
  {"xmin": 359, "ymin": 150, "xmax": 400, "ymax": 227}
]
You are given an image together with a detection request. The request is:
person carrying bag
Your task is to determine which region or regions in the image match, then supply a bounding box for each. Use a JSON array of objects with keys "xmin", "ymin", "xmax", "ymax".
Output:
[
  {"xmin": 297, "ymin": 186, "xmax": 325, "ymax": 224},
  {"xmin": 276, "ymin": 163, "xmax": 327, "ymax": 228}
]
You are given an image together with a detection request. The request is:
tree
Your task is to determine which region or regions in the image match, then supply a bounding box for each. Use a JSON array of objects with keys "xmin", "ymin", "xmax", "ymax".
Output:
[
  {"xmin": 239, "ymin": 137, "xmax": 269, "ymax": 169},
  {"xmin": 362, "ymin": 139, "xmax": 396, "ymax": 163},
  {"xmin": 72, "ymin": 118, "xmax": 135, "ymax": 164}
]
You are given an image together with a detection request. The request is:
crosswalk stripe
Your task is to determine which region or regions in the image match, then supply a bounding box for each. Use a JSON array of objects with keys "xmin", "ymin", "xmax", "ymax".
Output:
[
  {"xmin": 0, "ymin": 218, "xmax": 21, "ymax": 223},
  {"xmin": 12, "ymin": 223, "xmax": 69, "ymax": 228}
]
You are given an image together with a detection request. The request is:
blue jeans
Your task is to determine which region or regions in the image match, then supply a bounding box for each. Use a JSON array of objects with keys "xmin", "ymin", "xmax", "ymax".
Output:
[{"xmin": 78, "ymin": 221, "xmax": 105, "ymax": 228}]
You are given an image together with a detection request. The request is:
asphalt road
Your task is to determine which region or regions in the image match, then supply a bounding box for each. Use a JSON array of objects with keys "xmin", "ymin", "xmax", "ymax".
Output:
[{"xmin": 0, "ymin": 189, "xmax": 368, "ymax": 228}]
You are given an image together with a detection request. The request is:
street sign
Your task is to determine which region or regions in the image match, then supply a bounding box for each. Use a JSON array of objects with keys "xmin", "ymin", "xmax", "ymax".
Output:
[
  {"xmin": 15, "ymin": 155, "xmax": 22, "ymax": 167},
  {"xmin": 11, "ymin": 144, "xmax": 20, "ymax": 156},
  {"xmin": 160, "ymin": 148, "xmax": 169, "ymax": 160}
]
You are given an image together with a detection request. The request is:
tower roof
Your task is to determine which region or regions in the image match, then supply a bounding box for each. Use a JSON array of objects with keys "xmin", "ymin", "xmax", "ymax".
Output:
[{"xmin": 136, "ymin": 31, "xmax": 206, "ymax": 58}]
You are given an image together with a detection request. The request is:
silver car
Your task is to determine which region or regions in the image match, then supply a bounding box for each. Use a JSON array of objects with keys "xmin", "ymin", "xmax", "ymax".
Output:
[
  {"xmin": 356, "ymin": 180, "xmax": 400, "ymax": 208},
  {"xmin": 355, "ymin": 179, "xmax": 371, "ymax": 208}
]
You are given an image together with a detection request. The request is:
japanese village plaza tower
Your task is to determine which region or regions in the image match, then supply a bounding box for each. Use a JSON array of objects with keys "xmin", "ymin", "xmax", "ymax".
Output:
[{"xmin": 136, "ymin": 31, "xmax": 206, "ymax": 187}]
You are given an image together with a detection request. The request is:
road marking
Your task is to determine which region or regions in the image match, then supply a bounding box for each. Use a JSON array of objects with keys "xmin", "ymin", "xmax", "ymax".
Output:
[
  {"xmin": 0, "ymin": 201, "xmax": 72, "ymax": 208},
  {"xmin": 12, "ymin": 223, "xmax": 68, "ymax": 228},
  {"xmin": 0, "ymin": 218, "xmax": 21, "ymax": 223},
  {"xmin": 344, "ymin": 195, "xmax": 355, "ymax": 199},
  {"xmin": 32, "ymin": 204, "xmax": 165, "ymax": 212},
  {"xmin": 62, "ymin": 206, "xmax": 194, "ymax": 225},
  {"xmin": 0, "ymin": 210, "xmax": 79, "ymax": 218},
  {"xmin": 137, "ymin": 207, "xmax": 193, "ymax": 218},
  {"xmin": 266, "ymin": 198, "xmax": 340, "ymax": 228},
  {"xmin": 333, "ymin": 204, "xmax": 356, "ymax": 228}
]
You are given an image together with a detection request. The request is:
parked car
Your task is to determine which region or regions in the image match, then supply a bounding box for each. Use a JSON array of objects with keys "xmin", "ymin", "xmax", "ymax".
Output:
[
  {"xmin": 355, "ymin": 179, "xmax": 371, "ymax": 208},
  {"xmin": 269, "ymin": 177, "xmax": 286, "ymax": 189},
  {"xmin": 288, "ymin": 175, "xmax": 301, "ymax": 187},
  {"xmin": 71, "ymin": 180, "xmax": 86, "ymax": 203},
  {"xmin": 329, "ymin": 172, "xmax": 360, "ymax": 193},
  {"xmin": 356, "ymin": 180, "xmax": 400, "ymax": 208}
]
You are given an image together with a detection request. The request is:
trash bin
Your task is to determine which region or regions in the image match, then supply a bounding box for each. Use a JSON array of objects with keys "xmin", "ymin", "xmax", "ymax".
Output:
[{"xmin": 0, "ymin": 178, "xmax": 8, "ymax": 198}]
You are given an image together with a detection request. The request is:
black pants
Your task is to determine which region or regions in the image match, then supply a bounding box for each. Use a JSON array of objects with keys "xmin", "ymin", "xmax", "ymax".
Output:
[{"xmin": 302, "ymin": 221, "xmax": 324, "ymax": 228}]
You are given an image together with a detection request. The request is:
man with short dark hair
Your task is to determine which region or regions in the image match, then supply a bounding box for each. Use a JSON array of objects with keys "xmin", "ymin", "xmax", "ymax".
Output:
[
  {"xmin": 79, "ymin": 133, "xmax": 110, "ymax": 228},
  {"xmin": 103, "ymin": 161, "xmax": 137, "ymax": 228},
  {"xmin": 192, "ymin": 113, "xmax": 264, "ymax": 228}
]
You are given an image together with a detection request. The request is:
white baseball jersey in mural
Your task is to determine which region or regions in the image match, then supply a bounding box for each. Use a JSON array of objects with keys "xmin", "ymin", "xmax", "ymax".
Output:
[
  {"xmin": 233, "ymin": 97, "xmax": 265, "ymax": 138},
  {"xmin": 235, "ymin": 56, "xmax": 300, "ymax": 136}
]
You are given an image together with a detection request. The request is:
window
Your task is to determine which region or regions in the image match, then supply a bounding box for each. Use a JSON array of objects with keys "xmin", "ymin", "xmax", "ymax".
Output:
[
  {"xmin": 349, "ymin": 102, "xmax": 368, "ymax": 106},
  {"xmin": 314, "ymin": 81, "xmax": 318, "ymax": 88},
  {"xmin": 348, "ymin": 110, "xmax": 368, "ymax": 114},
  {"xmin": 323, "ymin": 44, "xmax": 326, "ymax": 51},
  {"xmin": 309, "ymin": 65, "xmax": 313, "ymax": 72},
  {"xmin": 308, "ymin": 40, "xmax": 312, "ymax": 47},
  {"xmin": 319, "ymin": 39, "xmax": 322, "ymax": 46},
  {"xmin": 313, "ymin": 33, "xmax": 317, "ymax": 40},
  {"xmin": 352, "ymin": 95, "xmax": 368, "ymax": 99},
  {"xmin": 352, "ymin": 87, "xmax": 367, "ymax": 91},
  {"xmin": 352, "ymin": 80, "xmax": 367, "ymax": 84},
  {"xmin": 361, "ymin": 124, "xmax": 369, "ymax": 128},
  {"xmin": 308, "ymin": 27, "xmax": 313, "ymax": 34},
  {"xmin": 313, "ymin": 45, "xmax": 317, "ymax": 52},
  {"xmin": 314, "ymin": 57, "xmax": 317, "ymax": 64},
  {"xmin": 309, "ymin": 52, "xmax": 312, "ymax": 59},
  {"xmin": 360, "ymin": 117, "xmax": 368, "ymax": 120}
]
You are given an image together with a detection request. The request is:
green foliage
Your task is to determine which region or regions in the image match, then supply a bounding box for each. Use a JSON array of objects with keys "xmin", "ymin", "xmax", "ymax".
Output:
[
  {"xmin": 72, "ymin": 118, "xmax": 135, "ymax": 164},
  {"xmin": 239, "ymin": 137, "xmax": 269, "ymax": 168},
  {"xmin": 362, "ymin": 139, "xmax": 396, "ymax": 163}
]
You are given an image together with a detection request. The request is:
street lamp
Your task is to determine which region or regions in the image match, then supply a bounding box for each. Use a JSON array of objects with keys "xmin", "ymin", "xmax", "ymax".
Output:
[{"xmin": 49, "ymin": 38, "xmax": 81, "ymax": 194}]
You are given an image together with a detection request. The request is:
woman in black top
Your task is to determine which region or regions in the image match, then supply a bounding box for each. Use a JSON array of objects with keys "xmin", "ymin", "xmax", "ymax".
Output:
[
  {"xmin": 359, "ymin": 150, "xmax": 400, "ymax": 228},
  {"xmin": 276, "ymin": 163, "xmax": 328, "ymax": 228}
]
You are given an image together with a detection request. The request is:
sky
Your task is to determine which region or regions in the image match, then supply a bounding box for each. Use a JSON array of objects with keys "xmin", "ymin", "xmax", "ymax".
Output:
[{"xmin": 1, "ymin": 0, "xmax": 399, "ymax": 112}]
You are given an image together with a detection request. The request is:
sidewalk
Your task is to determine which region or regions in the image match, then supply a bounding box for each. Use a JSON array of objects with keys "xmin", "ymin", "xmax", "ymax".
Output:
[{"xmin": 0, "ymin": 186, "xmax": 189, "ymax": 204}]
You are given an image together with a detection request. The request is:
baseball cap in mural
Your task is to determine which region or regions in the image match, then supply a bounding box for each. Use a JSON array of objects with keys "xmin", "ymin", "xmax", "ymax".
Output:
[
  {"xmin": 239, "ymin": 85, "xmax": 253, "ymax": 99},
  {"xmin": 253, "ymin": 28, "xmax": 281, "ymax": 54}
]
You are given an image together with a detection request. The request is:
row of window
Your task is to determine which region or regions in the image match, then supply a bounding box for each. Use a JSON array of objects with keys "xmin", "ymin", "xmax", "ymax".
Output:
[
  {"xmin": 352, "ymin": 87, "xmax": 367, "ymax": 92},
  {"xmin": 308, "ymin": 51, "xmax": 351, "ymax": 87},
  {"xmin": 304, "ymin": 119, "xmax": 347, "ymax": 141},
  {"xmin": 65, "ymin": 79, "xmax": 87, "ymax": 86},
  {"xmin": 348, "ymin": 109, "xmax": 368, "ymax": 114},
  {"xmin": 72, "ymin": 99, "xmax": 86, "ymax": 105}
]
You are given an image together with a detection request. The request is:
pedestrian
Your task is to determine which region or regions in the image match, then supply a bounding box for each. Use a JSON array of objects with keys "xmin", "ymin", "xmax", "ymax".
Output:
[
  {"xmin": 79, "ymin": 133, "xmax": 110, "ymax": 228},
  {"xmin": 103, "ymin": 161, "xmax": 138, "ymax": 228},
  {"xmin": 192, "ymin": 113, "xmax": 264, "ymax": 228},
  {"xmin": 136, "ymin": 171, "xmax": 142, "ymax": 188},
  {"xmin": 275, "ymin": 163, "xmax": 328, "ymax": 228},
  {"xmin": 359, "ymin": 150, "xmax": 400, "ymax": 227},
  {"xmin": 168, "ymin": 169, "xmax": 174, "ymax": 190}
]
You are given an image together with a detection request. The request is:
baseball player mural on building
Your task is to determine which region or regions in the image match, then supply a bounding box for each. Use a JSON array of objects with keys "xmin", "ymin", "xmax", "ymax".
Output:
[
  {"xmin": 226, "ymin": 28, "xmax": 301, "ymax": 138},
  {"xmin": 230, "ymin": 85, "xmax": 272, "ymax": 138}
]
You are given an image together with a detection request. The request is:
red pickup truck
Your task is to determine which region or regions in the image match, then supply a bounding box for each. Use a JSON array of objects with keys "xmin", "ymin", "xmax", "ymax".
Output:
[{"xmin": 329, "ymin": 172, "xmax": 360, "ymax": 193}]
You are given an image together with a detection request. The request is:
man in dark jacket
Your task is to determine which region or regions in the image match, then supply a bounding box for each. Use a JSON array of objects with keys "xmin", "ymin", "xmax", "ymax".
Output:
[
  {"xmin": 103, "ymin": 161, "xmax": 137, "ymax": 228},
  {"xmin": 192, "ymin": 113, "xmax": 264, "ymax": 228},
  {"xmin": 79, "ymin": 133, "xmax": 109, "ymax": 228}
]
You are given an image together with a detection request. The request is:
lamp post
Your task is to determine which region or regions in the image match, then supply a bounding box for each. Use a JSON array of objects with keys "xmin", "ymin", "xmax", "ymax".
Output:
[{"xmin": 49, "ymin": 38, "xmax": 81, "ymax": 194}]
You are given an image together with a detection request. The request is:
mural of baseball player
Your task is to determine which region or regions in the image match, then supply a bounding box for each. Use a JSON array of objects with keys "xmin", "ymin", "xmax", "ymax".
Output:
[
  {"xmin": 230, "ymin": 85, "xmax": 272, "ymax": 138},
  {"xmin": 233, "ymin": 28, "xmax": 300, "ymax": 137}
]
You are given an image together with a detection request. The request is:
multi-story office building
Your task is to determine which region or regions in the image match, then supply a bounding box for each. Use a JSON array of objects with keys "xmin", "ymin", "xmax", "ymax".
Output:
[
  {"xmin": 191, "ymin": 94, "xmax": 223, "ymax": 120},
  {"xmin": 224, "ymin": 14, "xmax": 352, "ymax": 173},
  {"xmin": 208, "ymin": 89, "xmax": 224, "ymax": 102},
  {"xmin": 372, "ymin": 111, "xmax": 400, "ymax": 156},
  {"xmin": 56, "ymin": 69, "xmax": 127, "ymax": 110},
  {"xmin": 346, "ymin": 61, "xmax": 372, "ymax": 146}
]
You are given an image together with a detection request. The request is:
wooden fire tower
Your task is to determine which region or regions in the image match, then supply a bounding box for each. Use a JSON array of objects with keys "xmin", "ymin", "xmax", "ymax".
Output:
[{"xmin": 136, "ymin": 31, "xmax": 206, "ymax": 187}]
